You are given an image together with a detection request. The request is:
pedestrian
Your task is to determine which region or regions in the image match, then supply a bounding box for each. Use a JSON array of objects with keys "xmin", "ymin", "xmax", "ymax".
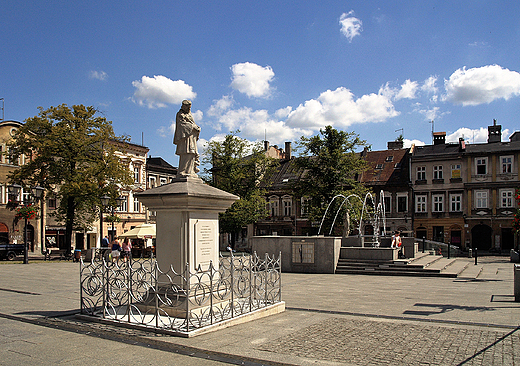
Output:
[
  {"xmin": 391, "ymin": 230, "xmax": 402, "ymax": 249},
  {"xmin": 102, "ymin": 235, "xmax": 110, "ymax": 247},
  {"xmin": 121, "ymin": 239, "xmax": 132, "ymax": 262},
  {"xmin": 111, "ymin": 239, "xmax": 121, "ymax": 263}
]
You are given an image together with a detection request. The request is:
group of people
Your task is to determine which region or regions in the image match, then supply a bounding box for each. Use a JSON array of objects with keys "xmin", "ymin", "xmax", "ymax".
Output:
[{"xmin": 102, "ymin": 235, "xmax": 132, "ymax": 263}]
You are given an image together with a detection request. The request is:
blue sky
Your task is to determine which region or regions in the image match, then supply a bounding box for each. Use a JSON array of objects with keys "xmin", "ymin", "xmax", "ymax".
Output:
[{"xmin": 2, "ymin": 1, "xmax": 520, "ymax": 166}]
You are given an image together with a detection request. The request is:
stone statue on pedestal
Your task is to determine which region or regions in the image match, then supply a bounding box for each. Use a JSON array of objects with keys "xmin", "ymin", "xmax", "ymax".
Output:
[{"xmin": 173, "ymin": 100, "xmax": 201, "ymax": 178}]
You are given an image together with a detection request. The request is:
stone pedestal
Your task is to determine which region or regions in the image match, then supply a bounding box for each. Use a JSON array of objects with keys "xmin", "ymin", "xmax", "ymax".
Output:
[{"xmin": 135, "ymin": 176, "xmax": 238, "ymax": 275}]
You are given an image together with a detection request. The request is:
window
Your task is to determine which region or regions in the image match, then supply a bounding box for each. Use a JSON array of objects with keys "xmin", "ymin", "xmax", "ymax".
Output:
[
  {"xmin": 416, "ymin": 166, "xmax": 426, "ymax": 180},
  {"xmin": 160, "ymin": 177, "xmax": 167, "ymax": 186},
  {"xmin": 282, "ymin": 196, "xmax": 292, "ymax": 217},
  {"xmin": 301, "ymin": 197, "xmax": 311, "ymax": 216},
  {"xmin": 475, "ymin": 190, "xmax": 488, "ymax": 209},
  {"xmin": 450, "ymin": 194, "xmax": 462, "ymax": 212},
  {"xmin": 397, "ymin": 195, "xmax": 408, "ymax": 213},
  {"xmin": 133, "ymin": 197, "xmax": 140, "ymax": 212},
  {"xmin": 269, "ymin": 196, "xmax": 279, "ymax": 217},
  {"xmin": 416, "ymin": 195, "xmax": 427, "ymax": 213},
  {"xmin": 432, "ymin": 194, "xmax": 444, "ymax": 212},
  {"xmin": 500, "ymin": 189, "xmax": 514, "ymax": 208},
  {"xmin": 451, "ymin": 164, "xmax": 461, "ymax": 179},
  {"xmin": 134, "ymin": 166, "xmax": 140, "ymax": 183},
  {"xmin": 385, "ymin": 156, "xmax": 394, "ymax": 162},
  {"xmin": 375, "ymin": 164, "xmax": 383, "ymax": 170},
  {"xmin": 48, "ymin": 196, "xmax": 57, "ymax": 209},
  {"xmin": 476, "ymin": 158, "xmax": 487, "ymax": 175},
  {"xmin": 149, "ymin": 176, "xmax": 156, "ymax": 189},
  {"xmin": 501, "ymin": 156, "xmax": 513, "ymax": 174},
  {"xmin": 119, "ymin": 197, "xmax": 128, "ymax": 212},
  {"xmin": 433, "ymin": 165, "xmax": 443, "ymax": 179},
  {"xmin": 383, "ymin": 195, "xmax": 391, "ymax": 213}
]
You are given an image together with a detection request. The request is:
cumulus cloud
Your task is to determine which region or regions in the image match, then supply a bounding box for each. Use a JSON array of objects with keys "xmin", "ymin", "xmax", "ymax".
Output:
[
  {"xmin": 339, "ymin": 10, "xmax": 363, "ymax": 42},
  {"xmin": 286, "ymin": 87, "xmax": 399, "ymax": 129},
  {"xmin": 444, "ymin": 65, "xmax": 520, "ymax": 106},
  {"xmin": 230, "ymin": 62, "xmax": 275, "ymax": 98},
  {"xmin": 404, "ymin": 139, "xmax": 425, "ymax": 148},
  {"xmin": 275, "ymin": 106, "xmax": 292, "ymax": 119},
  {"xmin": 379, "ymin": 80, "xmax": 419, "ymax": 101},
  {"xmin": 446, "ymin": 126, "xmax": 510, "ymax": 144},
  {"xmin": 132, "ymin": 75, "xmax": 196, "ymax": 108},
  {"xmin": 210, "ymin": 106, "xmax": 312, "ymax": 143},
  {"xmin": 207, "ymin": 95, "xmax": 234, "ymax": 117},
  {"xmin": 89, "ymin": 70, "xmax": 108, "ymax": 81}
]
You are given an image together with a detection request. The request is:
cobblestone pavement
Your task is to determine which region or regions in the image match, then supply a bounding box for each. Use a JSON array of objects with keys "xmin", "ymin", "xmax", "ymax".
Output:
[{"xmin": 260, "ymin": 316, "xmax": 519, "ymax": 366}]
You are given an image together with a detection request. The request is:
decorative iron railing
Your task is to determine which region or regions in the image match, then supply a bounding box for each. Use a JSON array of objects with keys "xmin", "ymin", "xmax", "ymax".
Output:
[{"xmin": 80, "ymin": 252, "xmax": 282, "ymax": 335}]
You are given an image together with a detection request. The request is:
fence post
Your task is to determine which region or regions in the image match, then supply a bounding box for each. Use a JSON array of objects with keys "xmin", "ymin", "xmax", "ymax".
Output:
[
  {"xmin": 154, "ymin": 261, "xmax": 159, "ymax": 329},
  {"xmin": 185, "ymin": 262, "xmax": 190, "ymax": 333},
  {"xmin": 230, "ymin": 255, "xmax": 234, "ymax": 318},
  {"xmin": 127, "ymin": 260, "xmax": 132, "ymax": 323},
  {"xmin": 265, "ymin": 253, "xmax": 268, "ymax": 307},
  {"xmin": 249, "ymin": 253, "xmax": 252, "ymax": 312},
  {"xmin": 278, "ymin": 251, "xmax": 282, "ymax": 303}
]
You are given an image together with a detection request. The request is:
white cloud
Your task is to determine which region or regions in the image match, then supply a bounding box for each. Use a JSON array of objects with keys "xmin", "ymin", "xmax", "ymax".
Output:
[
  {"xmin": 230, "ymin": 62, "xmax": 275, "ymax": 98},
  {"xmin": 444, "ymin": 65, "xmax": 520, "ymax": 106},
  {"xmin": 275, "ymin": 106, "xmax": 292, "ymax": 119},
  {"xmin": 404, "ymin": 139, "xmax": 425, "ymax": 148},
  {"xmin": 395, "ymin": 79, "xmax": 419, "ymax": 100},
  {"xmin": 207, "ymin": 95, "xmax": 234, "ymax": 116},
  {"xmin": 89, "ymin": 70, "xmax": 108, "ymax": 81},
  {"xmin": 132, "ymin": 75, "xmax": 196, "ymax": 108},
  {"xmin": 339, "ymin": 10, "xmax": 363, "ymax": 42},
  {"xmin": 380, "ymin": 80, "xmax": 419, "ymax": 101},
  {"xmin": 446, "ymin": 127, "xmax": 510, "ymax": 143},
  {"xmin": 422, "ymin": 76, "xmax": 438, "ymax": 94},
  {"xmin": 286, "ymin": 87, "xmax": 399, "ymax": 129}
]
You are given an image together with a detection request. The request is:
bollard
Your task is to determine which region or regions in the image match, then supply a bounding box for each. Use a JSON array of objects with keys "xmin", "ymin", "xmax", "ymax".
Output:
[
  {"xmin": 515, "ymin": 265, "xmax": 520, "ymax": 302},
  {"xmin": 474, "ymin": 248, "xmax": 478, "ymax": 265},
  {"xmin": 447, "ymin": 242, "xmax": 450, "ymax": 259},
  {"xmin": 422, "ymin": 237, "xmax": 425, "ymax": 253}
]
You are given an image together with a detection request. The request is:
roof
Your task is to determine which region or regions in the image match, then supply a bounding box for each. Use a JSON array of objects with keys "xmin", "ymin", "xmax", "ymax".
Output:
[
  {"xmin": 147, "ymin": 157, "xmax": 177, "ymax": 174},
  {"xmin": 259, "ymin": 158, "xmax": 305, "ymax": 191},
  {"xmin": 359, "ymin": 148, "xmax": 409, "ymax": 186}
]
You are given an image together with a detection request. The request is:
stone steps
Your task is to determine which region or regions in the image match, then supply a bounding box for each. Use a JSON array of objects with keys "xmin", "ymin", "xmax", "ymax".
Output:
[{"xmin": 335, "ymin": 254, "xmax": 459, "ymax": 278}]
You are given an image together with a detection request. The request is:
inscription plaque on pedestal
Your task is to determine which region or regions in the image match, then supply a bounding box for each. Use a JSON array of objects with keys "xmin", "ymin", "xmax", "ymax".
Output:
[{"xmin": 194, "ymin": 220, "xmax": 217, "ymax": 271}]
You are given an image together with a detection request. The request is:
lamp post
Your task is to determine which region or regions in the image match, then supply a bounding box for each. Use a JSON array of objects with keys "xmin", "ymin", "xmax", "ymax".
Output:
[
  {"xmin": 7, "ymin": 184, "xmax": 44, "ymax": 264},
  {"xmin": 101, "ymin": 195, "xmax": 125, "ymax": 243}
]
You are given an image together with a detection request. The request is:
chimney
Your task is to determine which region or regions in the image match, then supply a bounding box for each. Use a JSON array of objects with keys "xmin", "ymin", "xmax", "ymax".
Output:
[
  {"xmin": 264, "ymin": 140, "xmax": 269, "ymax": 151},
  {"xmin": 458, "ymin": 137, "xmax": 466, "ymax": 152},
  {"xmin": 510, "ymin": 131, "xmax": 520, "ymax": 142},
  {"xmin": 487, "ymin": 119, "xmax": 502, "ymax": 143},
  {"xmin": 387, "ymin": 140, "xmax": 404, "ymax": 150},
  {"xmin": 433, "ymin": 131, "xmax": 446, "ymax": 145},
  {"xmin": 285, "ymin": 142, "xmax": 292, "ymax": 159}
]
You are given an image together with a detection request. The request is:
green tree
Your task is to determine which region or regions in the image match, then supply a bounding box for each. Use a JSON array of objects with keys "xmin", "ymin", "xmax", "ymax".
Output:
[
  {"xmin": 293, "ymin": 125, "xmax": 370, "ymax": 235},
  {"xmin": 7, "ymin": 104, "xmax": 133, "ymax": 253},
  {"xmin": 202, "ymin": 132, "xmax": 274, "ymax": 247}
]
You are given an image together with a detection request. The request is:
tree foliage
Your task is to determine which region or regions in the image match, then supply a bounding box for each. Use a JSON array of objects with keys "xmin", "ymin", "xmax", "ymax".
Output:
[
  {"xmin": 7, "ymin": 104, "xmax": 133, "ymax": 251},
  {"xmin": 202, "ymin": 132, "xmax": 275, "ymax": 246},
  {"xmin": 293, "ymin": 125, "xmax": 370, "ymax": 235}
]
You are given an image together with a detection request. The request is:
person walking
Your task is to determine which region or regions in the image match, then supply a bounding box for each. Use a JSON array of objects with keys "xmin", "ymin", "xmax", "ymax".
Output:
[
  {"xmin": 121, "ymin": 239, "xmax": 132, "ymax": 262},
  {"xmin": 111, "ymin": 239, "xmax": 122, "ymax": 263}
]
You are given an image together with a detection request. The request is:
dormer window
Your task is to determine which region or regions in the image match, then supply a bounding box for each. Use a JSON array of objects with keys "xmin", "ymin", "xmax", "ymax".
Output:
[
  {"xmin": 375, "ymin": 164, "xmax": 383, "ymax": 170},
  {"xmin": 385, "ymin": 156, "xmax": 394, "ymax": 162}
]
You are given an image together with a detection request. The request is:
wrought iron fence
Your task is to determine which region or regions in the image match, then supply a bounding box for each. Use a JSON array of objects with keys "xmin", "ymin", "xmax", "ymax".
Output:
[{"xmin": 80, "ymin": 252, "xmax": 282, "ymax": 335}]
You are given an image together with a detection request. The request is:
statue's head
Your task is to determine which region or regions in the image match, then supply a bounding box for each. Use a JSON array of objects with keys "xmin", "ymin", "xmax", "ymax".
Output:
[{"xmin": 181, "ymin": 100, "xmax": 192, "ymax": 112}]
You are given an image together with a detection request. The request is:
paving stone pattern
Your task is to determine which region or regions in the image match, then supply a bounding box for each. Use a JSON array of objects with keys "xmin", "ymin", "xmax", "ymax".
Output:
[{"xmin": 260, "ymin": 317, "xmax": 519, "ymax": 365}]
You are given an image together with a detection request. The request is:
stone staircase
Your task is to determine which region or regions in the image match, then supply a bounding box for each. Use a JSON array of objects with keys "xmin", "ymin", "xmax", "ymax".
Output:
[{"xmin": 335, "ymin": 252, "xmax": 472, "ymax": 278}]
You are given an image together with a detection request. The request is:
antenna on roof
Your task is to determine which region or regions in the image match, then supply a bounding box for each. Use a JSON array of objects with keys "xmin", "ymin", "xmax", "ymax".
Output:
[
  {"xmin": 395, "ymin": 128, "xmax": 403, "ymax": 138},
  {"xmin": 0, "ymin": 98, "xmax": 4, "ymax": 121}
]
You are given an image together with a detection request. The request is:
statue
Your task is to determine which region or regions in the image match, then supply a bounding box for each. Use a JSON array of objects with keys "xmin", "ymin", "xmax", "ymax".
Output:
[{"xmin": 173, "ymin": 100, "xmax": 201, "ymax": 178}]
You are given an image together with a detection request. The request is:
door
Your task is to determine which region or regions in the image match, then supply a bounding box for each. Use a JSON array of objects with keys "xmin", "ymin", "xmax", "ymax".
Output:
[{"xmin": 471, "ymin": 224, "xmax": 492, "ymax": 250}]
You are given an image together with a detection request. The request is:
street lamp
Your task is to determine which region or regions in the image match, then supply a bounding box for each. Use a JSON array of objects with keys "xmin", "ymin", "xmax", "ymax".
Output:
[
  {"xmin": 101, "ymin": 195, "xmax": 125, "ymax": 243},
  {"xmin": 7, "ymin": 184, "xmax": 44, "ymax": 264}
]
